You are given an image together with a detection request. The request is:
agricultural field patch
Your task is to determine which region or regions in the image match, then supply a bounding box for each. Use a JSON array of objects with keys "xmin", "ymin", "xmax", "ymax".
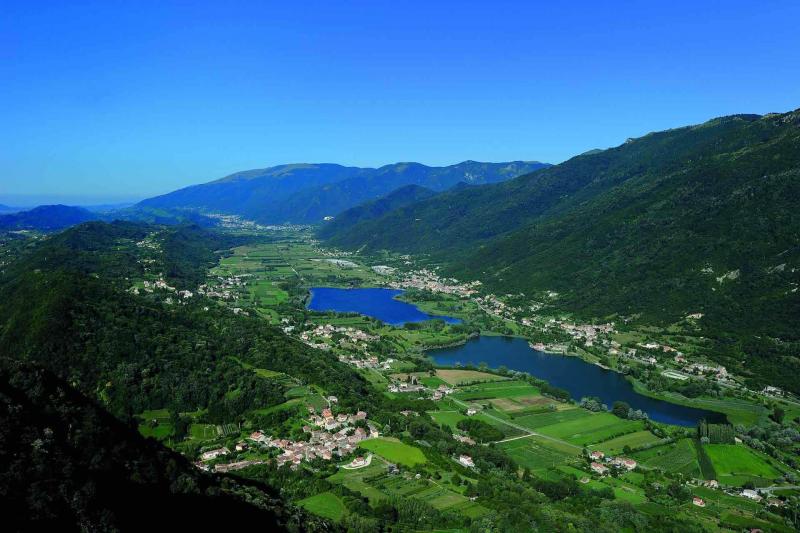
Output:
[
  {"xmin": 632, "ymin": 438, "xmax": 701, "ymax": 477},
  {"xmin": 590, "ymin": 430, "xmax": 663, "ymax": 455},
  {"xmin": 705, "ymin": 444, "xmax": 782, "ymax": 486},
  {"xmin": 359, "ymin": 437, "xmax": 427, "ymax": 467},
  {"xmin": 327, "ymin": 463, "xmax": 387, "ymax": 503},
  {"xmin": 435, "ymin": 369, "xmax": 508, "ymax": 385},
  {"xmin": 429, "ymin": 410, "xmax": 468, "ymax": 430},
  {"xmin": 499, "ymin": 437, "xmax": 572, "ymax": 471},
  {"xmin": 511, "ymin": 407, "xmax": 588, "ymax": 428},
  {"xmin": 536, "ymin": 412, "xmax": 643, "ymax": 445},
  {"xmin": 298, "ymin": 492, "xmax": 346, "ymax": 521}
]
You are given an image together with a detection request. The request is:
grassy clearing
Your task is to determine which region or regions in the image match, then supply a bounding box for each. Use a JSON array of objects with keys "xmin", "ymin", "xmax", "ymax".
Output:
[
  {"xmin": 632, "ymin": 438, "xmax": 701, "ymax": 477},
  {"xmin": 454, "ymin": 381, "xmax": 541, "ymax": 401},
  {"xmin": 536, "ymin": 412, "xmax": 643, "ymax": 445},
  {"xmin": 436, "ymin": 369, "xmax": 508, "ymax": 385},
  {"xmin": 327, "ymin": 463, "xmax": 387, "ymax": 503},
  {"xmin": 298, "ymin": 492, "xmax": 346, "ymax": 521},
  {"xmin": 429, "ymin": 410, "xmax": 468, "ymax": 430},
  {"xmin": 705, "ymin": 444, "xmax": 782, "ymax": 486},
  {"xmin": 499, "ymin": 437, "xmax": 572, "ymax": 471},
  {"xmin": 360, "ymin": 437, "xmax": 427, "ymax": 467},
  {"xmin": 590, "ymin": 430, "xmax": 663, "ymax": 455},
  {"xmin": 512, "ymin": 407, "xmax": 588, "ymax": 428}
]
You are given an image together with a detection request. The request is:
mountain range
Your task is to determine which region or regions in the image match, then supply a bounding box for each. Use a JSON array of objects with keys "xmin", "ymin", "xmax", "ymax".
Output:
[
  {"xmin": 322, "ymin": 110, "xmax": 800, "ymax": 392},
  {"xmin": 0, "ymin": 205, "xmax": 98, "ymax": 231},
  {"xmin": 137, "ymin": 160, "xmax": 549, "ymax": 224}
]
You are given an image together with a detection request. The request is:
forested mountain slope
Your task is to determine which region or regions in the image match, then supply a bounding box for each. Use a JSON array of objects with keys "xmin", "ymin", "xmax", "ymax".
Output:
[
  {"xmin": 138, "ymin": 161, "xmax": 548, "ymax": 224},
  {"xmin": 323, "ymin": 110, "xmax": 800, "ymax": 392},
  {"xmin": 317, "ymin": 184, "xmax": 437, "ymax": 239},
  {"xmin": 0, "ymin": 361, "xmax": 318, "ymax": 532},
  {"xmin": 0, "ymin": 222, "xmax": 375, "ymax": 420}
]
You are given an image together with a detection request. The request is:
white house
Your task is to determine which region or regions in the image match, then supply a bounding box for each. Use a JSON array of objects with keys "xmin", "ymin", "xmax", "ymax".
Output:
[{"xmin": 458, "ymin": 455, "xmax": 475, "ymax": 468}]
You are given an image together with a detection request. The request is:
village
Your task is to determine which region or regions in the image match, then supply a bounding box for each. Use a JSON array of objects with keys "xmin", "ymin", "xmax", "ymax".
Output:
[{"xmin": 196, "ymin": 404, "xmax": 376, "ymax": 472}]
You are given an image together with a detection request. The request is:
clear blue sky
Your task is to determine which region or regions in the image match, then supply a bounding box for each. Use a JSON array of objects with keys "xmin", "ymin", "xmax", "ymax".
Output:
[{"xmin": 2, "ymin": 1, "xmax": 799, "ymax": 204}]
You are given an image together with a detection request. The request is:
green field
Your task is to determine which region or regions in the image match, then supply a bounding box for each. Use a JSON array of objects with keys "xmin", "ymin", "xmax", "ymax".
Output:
[
  {"xmin": 360, "ymin": 437, "xmax": 427, "ymax": 467},
  {"xmin": 436, "ymin": 369, "xmax": 509, "ymax": 385},
  {"xmin": 454, "ymin": 380, "xmax": 540, "ymax": 401},
  {"xmin": 590, "ymin": 430, "xmax": 663, "ymax": 455},
  {"xmin": 429, "ymin": 410, "xmax": 468, "ymax": 430},
  {"xmin": 513, "ymin": 407, "xmax": 589, "ymax": 428},
  {"xmin": 705, "ymin": 444, "xmax": 782, "ymax": 486},
  {"xmin": 328, "ymin": 462, "xmax": 387, "ymax": 503},
  {"xmin": 633, "ymin": 438, "xmax": 701, "ymax": 477},
  {"xmin": 499, "ymin": 436, "xmax": 573, "ymax": 471},
  {"xmin": 298, "ymin": 491, "xmax": 346, "ymax": 521},
  {"xmin": 535, "ymin": 412, "xmax": 643, "ymax": 445}
]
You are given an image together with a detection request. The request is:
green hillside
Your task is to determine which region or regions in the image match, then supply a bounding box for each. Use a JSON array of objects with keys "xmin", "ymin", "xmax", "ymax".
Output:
[
  {"xmin": 322, "ymin": 110, "xmax": 800, "ymax": 392},
  {"xmin": 318, "ymin": 183, "xmax": 437, "ymax": 239}
]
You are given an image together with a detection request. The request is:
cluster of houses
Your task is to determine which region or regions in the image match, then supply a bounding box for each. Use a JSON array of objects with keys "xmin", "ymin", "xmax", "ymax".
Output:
[
  {"xmin": 387, "ymin": 377, "xmax": 454, "ymax": 400},
  {"xmin": 389, "ymin": 268, "xmax": 481, "ymax": 298},
  {"xmin": 247, "ymin": 407, "xmax": 377, "ymax": 469},
  {"xmin": 298, "ymin": 324, "xmax": 379, "ymax": 354},
  {"xmin": 559, "ymin": 321, "xmax": 616, "ymax": 344},
  {"xmin": 589, "ymin": 450, "xmax": 637, "ymax": 475},
  {"xmin": 196, "ymin": 274, "xmax": 249, "ymax": 300},
  {"xmin": 339, "ymin": 354, "xmax": 392, "ymax": 370}
]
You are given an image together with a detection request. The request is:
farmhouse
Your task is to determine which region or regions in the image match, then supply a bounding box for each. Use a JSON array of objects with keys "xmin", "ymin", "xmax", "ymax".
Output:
[
  {"xmin": 458, "ymin": 455, "xmax": 475, "ymax": 468},
  {"xmin": 589, "ymin": 450, "xmax": 605, "ymax": 460},
  {"xmin": 741, "ymin": 489, "xmax": 762, "ymax": 501},
  {"xmin": 349, "ymin": 456, "xmax": 368, "ymax": 468},
  {"xmin": 591, "ymin": 462, "xmax": 609, "ymax": 475},
  {"xmin": 692, "ymin": 497, "xmax": 705, "ymax": 507},
  {"xmin": 466, "ymin": 408, "xmax": 478, "ymax": 416},
  {"xmin": 201, "ymin": 447, "xmax": 230, "ymax": 461}
]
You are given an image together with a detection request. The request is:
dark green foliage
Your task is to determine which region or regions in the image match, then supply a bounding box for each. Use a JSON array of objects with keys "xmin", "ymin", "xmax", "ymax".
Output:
[
  {"xmin": 612, "ymin": 400, "xmax": 631, "ymax": 418},
  {"xmin": 692, "ymin": 438, "xmax": 718, "ymax": 480},
  {"xmin": 697, "ymin": 420, "xmax": 736, "ymax": 444},
  {"xmin": 0, "ymin": 221, "xmax": 375, "ymax": 420},
  {"xmin": 0, "ymin": 361, "xmax": 317, "ymax": 532},
  {"xmin": 456, "ymin": 418, "xmax": 504, "ymax": 443},
  {"xmin": 317, "ymin": 184, "xmax": 437, "ymax": 239},
  {"xmin": 324, "ymin": 110, "xmax": 800, "ymax": 393}
]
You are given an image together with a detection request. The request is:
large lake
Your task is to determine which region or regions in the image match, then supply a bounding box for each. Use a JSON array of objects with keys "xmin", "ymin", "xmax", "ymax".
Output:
[
  {"xmin": 428, "ymin": 335, "xmax": 724, "ymax": 427},
  {"xmin": 307, "ymin": 287, "xmax": 461, "ymax": 326}
]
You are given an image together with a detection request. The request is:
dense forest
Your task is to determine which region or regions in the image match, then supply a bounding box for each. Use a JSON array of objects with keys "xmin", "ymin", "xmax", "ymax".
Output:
[{"xmin": 0, "ymin": 222, "xmax": 375, "ymax": 421}]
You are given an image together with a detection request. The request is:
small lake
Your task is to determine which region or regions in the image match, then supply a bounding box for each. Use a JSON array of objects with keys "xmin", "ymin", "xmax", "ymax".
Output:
[
  {"xmin": 307, "ymin": 287, "xmax": 461, "ymax": 326},
  {"xmin": 428, "ymin": 335, "xmax": 724, "ymax": 427}
]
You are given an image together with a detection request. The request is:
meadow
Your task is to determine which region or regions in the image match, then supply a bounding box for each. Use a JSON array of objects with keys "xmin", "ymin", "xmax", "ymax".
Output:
[
  {"xmin": 705, "ymin": 444, "xmax": 782, "ymax": 486},
  {"xmin": 632, "ymin": 438, "xmax": 702, "ymax": 477},
  {"xmin": 360, "ymin": 437, "xmax": 428, "ymax": 467},
  {"xmin": 298, "ymin": 492, "xmax": 347, "ymax": 521}
]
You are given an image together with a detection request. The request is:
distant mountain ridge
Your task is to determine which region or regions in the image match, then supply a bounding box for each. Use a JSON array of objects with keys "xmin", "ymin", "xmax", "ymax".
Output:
[
  {"xmin": 137, "ymin": 160, "xmax": 550, "ymax": 224},
  {"xmin": 0, "ymin": 205, "xmax": 98, "ymax": 231}
]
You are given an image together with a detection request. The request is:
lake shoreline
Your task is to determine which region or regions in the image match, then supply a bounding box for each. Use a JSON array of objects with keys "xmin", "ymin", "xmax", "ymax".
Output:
[{"xmin": 426, "ymin": 335, "xmax": 725, "ymax": 427}]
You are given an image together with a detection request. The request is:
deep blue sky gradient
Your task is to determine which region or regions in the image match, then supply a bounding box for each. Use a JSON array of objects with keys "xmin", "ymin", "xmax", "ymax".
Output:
[{"xmin": 2, "ymin": 1, "xmax": 799, "ymax": 203}]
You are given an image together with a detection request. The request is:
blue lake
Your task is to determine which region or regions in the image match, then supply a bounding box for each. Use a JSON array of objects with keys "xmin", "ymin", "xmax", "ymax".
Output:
[
  {"xmin": 307, "ymin": 287, "xmax": 461, "ymax": 326},
  {"xmin": 428, "ymin": 335, "xmax": 724, "ymax": 427}
]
